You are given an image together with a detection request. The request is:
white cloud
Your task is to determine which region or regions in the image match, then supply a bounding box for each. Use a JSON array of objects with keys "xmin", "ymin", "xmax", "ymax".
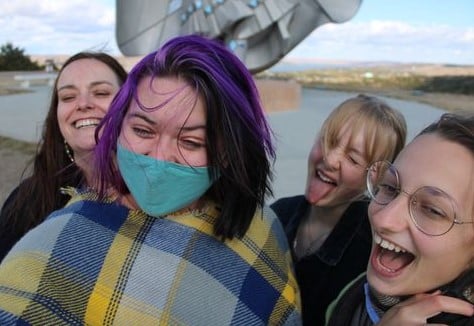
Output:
[
  {"xmin": 286, "ymin": 20, "xmax": 474, "ymax": 65},
  {"xmin": 0, "ymin": 0, "xmax": 118, "ymax": 55},
  {"xmin": 1, "ymin": 1, "xmax": 473, "ymax": 65}
]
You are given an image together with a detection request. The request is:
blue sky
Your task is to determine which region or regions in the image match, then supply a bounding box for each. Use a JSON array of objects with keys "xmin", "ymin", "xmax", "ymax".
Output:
[{"xmin": 0, "ymin": 0, "xmax": 473, "ymax": 65}]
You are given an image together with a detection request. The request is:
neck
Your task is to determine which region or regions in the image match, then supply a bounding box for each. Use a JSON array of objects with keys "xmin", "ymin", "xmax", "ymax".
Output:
[
  {"xmin": 293, "ymin": 202, "xmax": 351, "ymax": 260},
  {"xmin": 73, "ymin": 151, "xmax": 94, "ymax": 185},
  {"xmin": 307, "ymin": 202, "xmax": 351, "ymax": 226}
]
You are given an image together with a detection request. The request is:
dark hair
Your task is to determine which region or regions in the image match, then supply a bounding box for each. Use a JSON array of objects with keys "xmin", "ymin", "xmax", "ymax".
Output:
[
  {"xmin": 417, "ymin": 112, "xmax": 474, "ymax": 155},
  {"xmin": 0, "ymin": 52, "xmax": 127, "ymax": 250},
  {"xmin": 95, "ymin": 35, "xmax": 275, "ymax": 240}
]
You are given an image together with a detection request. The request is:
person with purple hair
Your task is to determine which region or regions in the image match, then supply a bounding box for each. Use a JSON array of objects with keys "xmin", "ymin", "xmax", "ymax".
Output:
[{"xmin": 0, "ymin": 35, "xmax": 301, "ymax": 325}]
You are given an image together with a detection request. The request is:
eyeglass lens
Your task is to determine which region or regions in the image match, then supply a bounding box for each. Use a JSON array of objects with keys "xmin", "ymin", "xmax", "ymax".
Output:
[{"xmin": 367, "ymin": 161, "xmax": 456, "ymax": 236}]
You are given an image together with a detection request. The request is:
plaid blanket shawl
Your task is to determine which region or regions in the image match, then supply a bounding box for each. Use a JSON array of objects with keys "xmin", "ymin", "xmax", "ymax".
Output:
[{"xmin": 0, "ymin": 189, "xmax": 301, "ymax": 325}]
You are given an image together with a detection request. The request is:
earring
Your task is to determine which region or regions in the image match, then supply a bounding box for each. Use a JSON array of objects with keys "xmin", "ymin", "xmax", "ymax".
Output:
[{"xmin": 64, "ymin": 140, "xmax": 75, "ymax": 163}]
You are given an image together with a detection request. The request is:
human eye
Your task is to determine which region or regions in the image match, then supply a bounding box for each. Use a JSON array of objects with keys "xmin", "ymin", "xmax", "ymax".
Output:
[
  {"xmin": 132, "ymin": 126, "xmax": 154, "ymax": 138},
  {"xmin": 95, "ymin": 89, "xmax": 113, "ymax": 97},
  {"xmin": 95, "ymin": 91, "xmax": 112, "ymax": 97},
  {"xmin": 180, "ymin": 138, "xmax": 206, "ymax": 150},
  {"xmin": 347, "ymin": 154, "xmax": 363, "ymax": 166},
  {"xmin": 58, "ymin": 92, "xmax": 76, "ymax": 102},
  {"xmin": 378, "ymin": 182, "xmax": 399, "ymax": 197},
  {"xmin": 415, "ymin": 197, "xmax": 451, "ymax": 222}
]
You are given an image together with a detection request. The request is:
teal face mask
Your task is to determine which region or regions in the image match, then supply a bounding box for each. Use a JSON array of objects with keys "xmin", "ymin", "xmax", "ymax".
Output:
[{"xmin": 117, "ymin": 144, "xmax": 215, "ymax": 217}]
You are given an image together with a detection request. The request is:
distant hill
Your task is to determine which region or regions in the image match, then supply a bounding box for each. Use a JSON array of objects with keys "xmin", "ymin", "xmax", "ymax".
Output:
[{"xmin": 31, "ymin": 54, "xmax": 474, "ymax": 76}]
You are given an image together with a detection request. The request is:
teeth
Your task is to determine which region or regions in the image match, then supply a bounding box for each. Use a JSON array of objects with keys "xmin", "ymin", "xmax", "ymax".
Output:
[
  {"xmin": 317, "ymin": 171, "xmax": 334, "ymax": 183},
  {"xmin": 374, "ymin": 234, "xmax": 405, "ymax": 253},
  {"xmin": 75, "ymin": 119, "xmax": 100, "ymax": 129}
]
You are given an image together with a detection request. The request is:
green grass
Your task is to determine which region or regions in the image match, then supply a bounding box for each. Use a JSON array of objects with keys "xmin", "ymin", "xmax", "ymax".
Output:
[{"xmin": 259, "ymin": 69, "xmax": 474, "ymax": 95}]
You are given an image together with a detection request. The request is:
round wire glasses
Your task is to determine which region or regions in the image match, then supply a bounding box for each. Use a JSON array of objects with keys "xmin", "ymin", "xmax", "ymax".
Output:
[{"xmin": 366, "ymin": 161, "xmax": 473, "ymax": 236}]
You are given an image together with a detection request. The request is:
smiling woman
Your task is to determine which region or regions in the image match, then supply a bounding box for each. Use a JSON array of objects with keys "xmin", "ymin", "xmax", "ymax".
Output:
[
  {"xmin": 270, "ymin": 94, "xmax": 407, "ymax": 325},
  {"xmin": 0, "ymin": 52, "xmax": 127, "ymax": 262},
  {"xmin": 326, "ymin": 112, "xmax": 474, "ymax": 326},
  {"xmin": 56, "ymin": 58, "xmax": 124, "ymax": 180},
  {"xmin": 0, "ymin": 34, "xmax": 301, "ymax": 325}
]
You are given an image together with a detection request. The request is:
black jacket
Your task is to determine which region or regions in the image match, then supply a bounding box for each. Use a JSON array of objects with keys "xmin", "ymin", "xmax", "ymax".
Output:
[
  {"xmin": 271, "ymin": 195, "xmax": 372, "ymax": 326},
  {"xmin": 326, "ymin": 271, "xmax": 474, "ymax": 326}
]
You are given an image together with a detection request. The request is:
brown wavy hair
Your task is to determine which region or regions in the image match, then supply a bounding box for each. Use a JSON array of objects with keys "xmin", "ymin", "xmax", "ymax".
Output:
[{"xmin": 0, "ymin": 52, "xmax": 127, "ymax": 260}]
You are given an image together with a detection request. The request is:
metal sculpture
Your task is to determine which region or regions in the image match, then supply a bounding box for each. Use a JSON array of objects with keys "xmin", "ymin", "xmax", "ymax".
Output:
[{"xmin": 116, "ymin": 0, "xmax": 362, "ymax": 73}]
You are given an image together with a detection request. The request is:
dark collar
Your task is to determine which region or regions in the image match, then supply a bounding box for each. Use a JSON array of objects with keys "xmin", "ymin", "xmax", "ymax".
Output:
[{"xmin": 285, "ymin": 198, "xmax": 370, "ymax": 265}]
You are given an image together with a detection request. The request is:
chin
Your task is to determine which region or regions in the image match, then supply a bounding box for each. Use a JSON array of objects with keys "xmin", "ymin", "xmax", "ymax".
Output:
[{"xmin": 366, "ymin": 266, "xmax": 402, "ymax": 297}]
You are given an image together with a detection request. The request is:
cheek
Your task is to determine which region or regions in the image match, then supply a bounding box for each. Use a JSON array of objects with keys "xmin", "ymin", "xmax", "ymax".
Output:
[
  {"xmin": 341, "ymin": 166, "xmax": 366, "ymax": 188},
  {"xmin": 190, "ymin": 151, "xmax": 209, "ymax": 167},
  {"xmin": 368, "ymin": 201, "xmax": 378, "ymax": 218},
  {"xmin": 96, "ymin": 98, "xmax": 115, "ymax": 113},
  {"xmin": 56, "ymin": 104, "xmax": 70, "ymax": 132},
  {"xmin": 308, "ymin": 142, "xmax": 323, "ymax": 165},
  {"xmin": 118, "ymin": 131, "xmax": 142, "ymax": 152},
  {"xmin": 368, "ymin": 201, "xmax": 385, "ymax": 227}
]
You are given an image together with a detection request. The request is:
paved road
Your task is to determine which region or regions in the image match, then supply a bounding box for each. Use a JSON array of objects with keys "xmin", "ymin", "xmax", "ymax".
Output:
[
  {"xmin": 0, "ymin": 86, "xmax": 51, "ymax": 142},
  {"xmin": 0, "ymin": 86, "xmax": 445, "ymax": 201}
]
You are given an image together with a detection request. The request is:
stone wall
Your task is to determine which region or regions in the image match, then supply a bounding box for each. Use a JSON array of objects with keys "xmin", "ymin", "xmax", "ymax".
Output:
[{"xmin": 256, "ymin": 79, "xmax": 301, "ymax": 112}]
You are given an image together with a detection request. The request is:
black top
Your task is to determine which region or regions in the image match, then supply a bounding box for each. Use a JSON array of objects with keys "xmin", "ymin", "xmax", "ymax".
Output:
[
  {"xmin": 0, "ymin": 178, "xmax": 71, "ymax": 262},
  {"xmin": 271, "ymin": 195, "xmax": 372, "ymax": 326},
  {"xmin": 0, "ymin": 185, "xmax": 22, "ymax": 261}
]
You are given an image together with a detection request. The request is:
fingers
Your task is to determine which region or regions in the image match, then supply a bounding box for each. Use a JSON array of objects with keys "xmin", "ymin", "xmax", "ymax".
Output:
[
  {"xmin": 378, "ymin": 293, "xmax": 474, "ymax": 325},
  {"xmin": 425, "ymin": 294, "xmax": 474, "ymax": 318}
]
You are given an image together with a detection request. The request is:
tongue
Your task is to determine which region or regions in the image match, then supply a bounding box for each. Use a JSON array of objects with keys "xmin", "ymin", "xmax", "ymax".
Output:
[
  {"xmin": 379, "ymin": 248, "xmax": 413, "ymax": 272},
  {"xmin": 306, "ymin": 178, "xmax": 334, "ymax": 204}
]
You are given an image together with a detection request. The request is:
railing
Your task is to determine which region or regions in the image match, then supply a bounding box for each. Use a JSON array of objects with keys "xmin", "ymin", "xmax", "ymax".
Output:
[{"xmin": 13, "ymin": 73, "xmax": 57, "ymax": 88}]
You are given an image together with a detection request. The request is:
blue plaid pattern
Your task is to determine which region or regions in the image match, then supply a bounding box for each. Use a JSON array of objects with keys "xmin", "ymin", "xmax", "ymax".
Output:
[{"xmin": 0, "ymin": 190, "xmax": 301, "ymax": 325}]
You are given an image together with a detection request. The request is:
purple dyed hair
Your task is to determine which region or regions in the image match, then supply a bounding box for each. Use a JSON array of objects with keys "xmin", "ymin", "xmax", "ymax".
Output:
[{"xmin": 94, "ymin": 34, "xmax": 275, "ymax": 239}]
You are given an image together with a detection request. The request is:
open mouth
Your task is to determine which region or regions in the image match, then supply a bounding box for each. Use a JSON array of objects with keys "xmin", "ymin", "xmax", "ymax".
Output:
[
  {"xmin": 74, "ymin": 118, "xmax": 101, "ymax": 129},
  {"xmin": 373, "ymin": 233, "xmax": 415, "ymax": 274},
  {"xmin": 316, "ymin": 170, "xmax": 337, "ymax": 186}
]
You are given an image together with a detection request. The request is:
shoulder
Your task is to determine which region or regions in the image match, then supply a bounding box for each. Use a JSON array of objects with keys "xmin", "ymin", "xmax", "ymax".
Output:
[
  {"xmin": 48, "ymin": 189, "xmax": 133, "ymax": 231},
  {"xmin": 270, "ymin": 195, "xmax": 306, "ymax": 212},
  {"xmin": 0, "ymin": 185, "xmax": 21, "ymax": 213},
  {"xmin": 251, "ymin": 205, "xmax": 286, "ymax": 237},
  {"xmin": 325, "ymin": 272, "xmax": 367, "ymax": 325},
  {"xmin": 5, "ymin": 193, "xmax": 131, "ymax": 262},
  {"xmin": 0, "ymin": 177, "xmax": 33, "ymax": 214},
  {"xmin": 270, "ymin": 195, "xmax": 307, "ymax": 223},
  {"xmin": 240, "ymin": 205, "xmax": 293, "ymax": 254}
]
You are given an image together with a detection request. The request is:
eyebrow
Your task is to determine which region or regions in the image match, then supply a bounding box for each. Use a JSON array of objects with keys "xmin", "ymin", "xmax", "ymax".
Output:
[
  {"xmin": 127, "ymin": 112, "xmax": 156, "ymax": 125},
  {"xmin": 57, "ymin": 80, "xmax": 115, "ymax": 92},
  {"xmin": 180, "ymin": 124, "xmax": 207, "ymax": 132},
  {"xmin": 346, "ymin": 145, "xmax": 365, "ymax": 158},
  {"xmin": 127, "ymin": 112, "xmax": 206, "ymax": 131}
]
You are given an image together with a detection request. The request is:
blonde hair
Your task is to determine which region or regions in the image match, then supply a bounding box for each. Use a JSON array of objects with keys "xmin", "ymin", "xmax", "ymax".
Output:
[{"xmin": 321, "ymin": 94, "xmax": 407, "ymax": 165}]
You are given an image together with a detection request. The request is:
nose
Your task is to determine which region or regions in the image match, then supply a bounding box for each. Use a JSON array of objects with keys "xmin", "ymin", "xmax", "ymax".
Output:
[
  {"xmin": 147, "ymin": 140, "xmax": 179, "ymax": 163},
  {"xmin": 369, "ymin": 194, "xmax": 410, "ymax": 233},
  {"xmin": 77, "ymin": 94, "xmax": 93, "ymax": 110},
  {"xmin": 324, "ymin": 148, "xmax": 342, "ymax": 170}
]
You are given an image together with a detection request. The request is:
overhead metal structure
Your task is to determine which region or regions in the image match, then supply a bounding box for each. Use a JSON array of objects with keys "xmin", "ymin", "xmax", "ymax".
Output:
[{"xmin": 116, "ymin": 0, "xmax": 362, "ymax": 73}]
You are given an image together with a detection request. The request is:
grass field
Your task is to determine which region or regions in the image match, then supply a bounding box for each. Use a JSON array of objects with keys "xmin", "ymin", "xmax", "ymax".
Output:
[{"xmin": 258, "ymin": 63, "xmax": 474, "ymax": 113}]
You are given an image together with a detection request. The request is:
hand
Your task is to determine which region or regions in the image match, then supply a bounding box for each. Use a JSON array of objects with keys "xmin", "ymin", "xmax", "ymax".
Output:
[{"xmin": 377, "ymin": 291, "xmax": 474, "ymax": 326}]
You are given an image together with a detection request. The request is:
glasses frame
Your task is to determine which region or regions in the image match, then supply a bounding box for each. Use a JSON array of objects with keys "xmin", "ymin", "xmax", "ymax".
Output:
[{"xmin": 366, "ymin": 160, "xmax": 473, "ymax": 236}]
